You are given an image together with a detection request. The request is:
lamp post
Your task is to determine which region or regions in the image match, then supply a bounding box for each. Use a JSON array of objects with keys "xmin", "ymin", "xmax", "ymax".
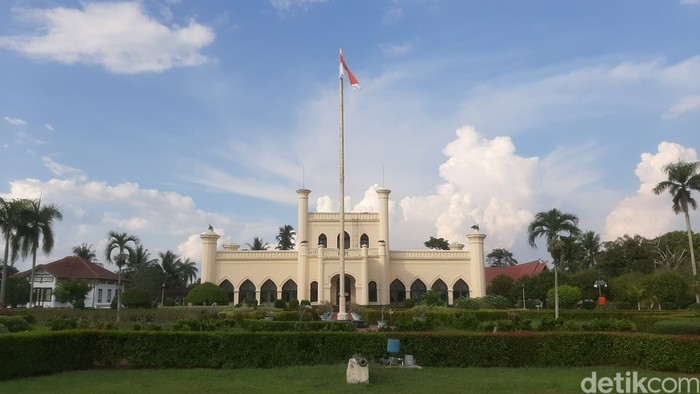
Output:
[
  {"xmin": 522, "ymin": 282, "xmax": 526, "ymax": 310},
  {"xmin": 161, "ymin": 282, "xmax": 165, "ymax": 308},
  {"xmin": 594, "ymin": 279, "xmax": 607, "ymax": 306}
]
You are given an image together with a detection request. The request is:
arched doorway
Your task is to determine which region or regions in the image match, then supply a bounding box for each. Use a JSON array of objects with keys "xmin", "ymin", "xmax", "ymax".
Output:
[
  {"xmin": 239, "ymin": 279, "xmax": 256, "ymax": 304},
  {"xmin": 260, "ymin": 279, "xmax": 277, "ymax": 305},
  {"xmin": 330, "ymin": 274, "xmax": 355, "ymax": 305},
  {"xmin": 431, "ymin": 279, "xmax": 448, "ymax": 303},
  {"xmin": 453, "ymin": 279, "xmax": 470, "ymax": 300},
  {"xmin": 390, "ymin": 279, "xmax": 406, "ymax": 305},
  {"xmin": 219, "ymin": 280, "xmax": 234, "ymax": 303}
]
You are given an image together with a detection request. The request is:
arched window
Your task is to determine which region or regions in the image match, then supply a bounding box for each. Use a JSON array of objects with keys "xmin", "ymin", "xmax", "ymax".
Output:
[
  {"xmin": 453, "ymin": 279, "xmax": 470, "ymax": 300},
  {"xmin": 390, "ymin": 279, "xmax": 405, "ymax": 305},
  {"xmin": 239, "ymin": 280, "xmax": 256, "ymax": 303},
  {"xmin": 431, "ymin": 279, "xmax": 448, "ymax": 303},
  {"xmin": 360, "ymin": 233, "xmax": 369, "ymax": 247},
  {"xmin": 310, "ymin": 281, "xmax": 318, "ymax": 302},
  {"xmin": 368, "ymin": 281, "xmax": 377, "ymax": 303},
  {"xmin": 318, "ymin": 234, "xmax": 327, "ymax": 247},
  {"xmin": 410, "ymin": 279, "xmax": 427, "ymax": 301},
  {"xmin": 219, "ymin": 280, "xmax": 234, "ymax": 303},
  {"xmin": 282, "ymin": 280, "xmax": 297, "ymax": 302},
  {"xmin": 260, "ymin": 279, "xmax": 277, "ymax": 304},
  {"xmin": 336, "ymin": 231, "xmax": 350, "ymax": 249}
]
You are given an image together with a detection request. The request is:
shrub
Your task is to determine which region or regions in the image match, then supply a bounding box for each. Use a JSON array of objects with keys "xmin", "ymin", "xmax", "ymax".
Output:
[
  {"xmin": 273, "ymin": 299, "xmax": 287, "ymax": 309},
  {"xmin": 300, "ymin": 300, "xmax": 311, "ymax": 306},
  {"xmin": 121, "ymin": 288, "xmax": 153, "ymax": 309},
  {"xmin": 580, "ymin": 299, "xmax": 596, "ymax": 310},
  {"xmin": 660, "ymin": 302, "xmax": 678, "ymax": 310},
  {"xmin": 455, "ymin": 295, "xmax": 512, "ymax": 310},
  {"xmin": 288, "ymin": 299, "xmax": 300, "ymax": 310},
  {"xmin": 547, "ymin": 285, "xmax": 582, "ymax": 309},
  {"xmin": 454, "ymin": 312, "xmax": 479, "ymax": 330},
  {"xmin": 649, "ymin": 319, "xmax": 700, "ymax": 335},
  {"xmin": 186, "ymin": 282, "xmax": 229, "ymax": 306},
  {"xmin": 245, "ymin": 299, "xmax": 259, "ymax": 308},
  {"xmin": 537, "ymin": 316, "xmax": 564, "ymax": 331},
  {"xmin": 422, "ymin": 290, "xmax": 447, "ymax": 307},
  {"xmin": 579, "ymin": 318, "xmax": 635, "ymax": 332},
  {"xmin": 403, "ymin": 299, "xmax": 417, "ymax": 308},
  {"xmin": 0, "ymin": 316, "xmax": 31, "ymax": 332},
  {"xmin": 0, "ymin": 323, "xmax": 8, "ymax": 334}
]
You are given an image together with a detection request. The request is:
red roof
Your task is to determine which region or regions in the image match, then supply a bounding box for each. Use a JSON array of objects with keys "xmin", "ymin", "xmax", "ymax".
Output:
[
  {"xmin": 15, "ymin": 256, "xmax": 120, "ymax": 281},
  {"xmin": 485, "ymin": 259, "xmax": 548, "ymax": 286}
]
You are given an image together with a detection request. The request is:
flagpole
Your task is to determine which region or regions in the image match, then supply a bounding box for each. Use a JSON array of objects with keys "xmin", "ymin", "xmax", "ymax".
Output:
[{"xmin": 338, "ymin": 48, "xmax": 348, "ymax": 320}]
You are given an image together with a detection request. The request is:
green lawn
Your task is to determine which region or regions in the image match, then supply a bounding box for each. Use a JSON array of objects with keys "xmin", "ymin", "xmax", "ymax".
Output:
[{"xmin": 1, "ymin": 365, "xmax": 699, "ymax": 393}]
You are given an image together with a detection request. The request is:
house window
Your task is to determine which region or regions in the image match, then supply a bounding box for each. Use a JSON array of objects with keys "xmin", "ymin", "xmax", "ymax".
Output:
[
  {"xmin": 453, "ymin": 279, "xmax": 470, "ymax": 300},
  {"xmin": 410, "ymin": 279, "xmax": 427, "ymax": 301},
  {"xmin": 260, "ymin": 280, "xmax": 277, "ymax": 304},
  {"xmin": 98, "ymin": 289, "xmax": 103, "ymax": 303},
  {"xmin": 390, "ymin": 279, "xmax": 405, "ymax": 305},
  {"xmin": 360, "ymin": 233, "xmax": 369, "ymax": 247},
  {"xmin": 42, "ymin": 288, "xmax": 52, "ymax": 302},
  {"xmin": 107, "ymin": 289, "xmax": 112, "ymax": 303},
  {"xmin": 368, "ymin": 281, "xmax": 377, "ymax": 303},
  {"xmin": 336, "ymin": 231, "xmax": 350, "ymax": 249},
  {"xmin": 318, "ymin": 234, "xmax": 327, "ymax": 247},
  {"xmin": 282, "ymin": 280, "xmax": 297, "ymax": 302},
  {"xmin": 310, "ymin": 281, "xmax": 318, "ymax": 302}
]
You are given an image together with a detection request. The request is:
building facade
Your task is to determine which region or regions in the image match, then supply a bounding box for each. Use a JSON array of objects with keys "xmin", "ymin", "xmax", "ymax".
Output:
[{"xmin": 201, "ymin": 188, "xmax": 486, "ymax": 306}]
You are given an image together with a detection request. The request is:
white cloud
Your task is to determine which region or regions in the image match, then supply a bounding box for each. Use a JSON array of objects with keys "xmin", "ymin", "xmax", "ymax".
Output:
[
  {"xmin": 44, "ymin": 123, "xmax": 54, "ymax": 131},
  {"xmin": 42, "ymin": 156, "xmax": 85, "ymax": 180},
  {"xmin": 604, "ymin": 142, "xmax": 698, "ymax": 240},
  {"xmin": 0, "ymin": 2, "xmax": 215, "ymax": 74},
  {"xmin": 663, "ymin": 95, "xmax": 700, "ymax": 119},
  {"xmin": 383, "ymin": 4, "xmax": 404, "ymax": 25},
  {"xmin": 681, "ymin": 0, "xmax": 699, "ymax": 5},
  {"xmin": 269, "ymin": 0, "xmax": 328, "ymax": 12},
  {"xmin": 379, "ymin": 42, "xmax": 413, "ymax": 56},
  {"xmin": 4, "ymin": 116, "xmax": 26, "ymax": 125}
]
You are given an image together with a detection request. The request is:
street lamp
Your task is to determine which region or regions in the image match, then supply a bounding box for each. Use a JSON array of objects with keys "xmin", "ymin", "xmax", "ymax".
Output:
[
  {"xmin": 593, "ymin": 279, "xmax": 607, "ymax": 296},
  {"xmin": 161, "ymin": 282, "xmax": 165, "ymax": 308}
]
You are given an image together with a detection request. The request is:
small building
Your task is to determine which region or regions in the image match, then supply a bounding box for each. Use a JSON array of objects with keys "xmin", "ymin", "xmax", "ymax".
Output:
[
  {"xmin": 485, "ymin": 259, "xmax": 548, "ymax": 287},
  {"xmin": 201, "ymin": 188, "xmax": 487, "ymax": 307},
  {"xmin": 14, "ymin": 256, "xmax": 122, "ymax": 308}
]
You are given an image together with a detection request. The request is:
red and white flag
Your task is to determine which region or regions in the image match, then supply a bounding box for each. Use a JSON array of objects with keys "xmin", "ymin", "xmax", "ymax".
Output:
[{"xmin": 339, "ymin": 51, "xmax": 361, "ymax": 90}]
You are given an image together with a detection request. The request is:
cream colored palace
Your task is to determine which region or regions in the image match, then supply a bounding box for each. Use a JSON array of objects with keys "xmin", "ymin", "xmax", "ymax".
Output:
[{"xmin": 200, "ymin": 188, "xmax": 486, "ymax": 306}]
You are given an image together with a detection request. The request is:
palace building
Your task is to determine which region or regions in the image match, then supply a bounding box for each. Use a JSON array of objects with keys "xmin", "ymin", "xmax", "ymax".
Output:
[{"xmin": 200, "ymin": 188, "xmax": 486, "ymax": 306}]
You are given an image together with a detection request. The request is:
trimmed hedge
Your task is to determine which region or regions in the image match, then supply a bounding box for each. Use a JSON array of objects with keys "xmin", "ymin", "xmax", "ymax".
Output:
[
  {"xmin": 1, "ymin": 331, "xmax": 700, "ymax": 380},
  {"xmin": 648, "ymin": 319, "xmax": 700, "ymax": 335}
]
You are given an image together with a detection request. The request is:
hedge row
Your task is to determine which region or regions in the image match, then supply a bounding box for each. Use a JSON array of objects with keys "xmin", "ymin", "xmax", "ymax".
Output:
[{"xmin": 1, "ymin": 331, "xmax": 699, "ymax": 380}]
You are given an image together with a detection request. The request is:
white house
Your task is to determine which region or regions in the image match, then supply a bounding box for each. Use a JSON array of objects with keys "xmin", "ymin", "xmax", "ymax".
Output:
[
  {"xmin": 15, "ymin": 256, "xmax": 122, "ymax": 308},
  {"xmin": 201, "ymin": 188, "xmax": 486, "ymax": 307}
]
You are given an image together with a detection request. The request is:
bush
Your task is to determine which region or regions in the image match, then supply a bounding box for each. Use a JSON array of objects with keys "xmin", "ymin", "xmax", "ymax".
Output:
[
  {"xmin": 0, "ymin": 323, "xmax": 8, "ymax": 334},
  {"xmin": 300, "ymin": 300, "xmax": 311, "ymax": 306},
  {"xmin": 403, "ymin": 299, "xmax": 417, "ymax": 308},
  {"xmin": 288, "ymin": 299, "xmax": 300, "ymax": 310},
  {"xmin": 454, "ymin": 295, "xmax": 511, "ymax": 310},
  {"xmin": 273, "ymin": 299, "xmax": 287, "ymax": 309},
  {"xmin": 579, "ymin": 318, "xmax": 635, "ymax": 332},
  {"xmin": 547, "ymin": 285, "xmax": 582, "ymax": 309},
  {"xmin": 0, "ymin": 316, "xmax": 31, "ymax": 332},
  {"xmin": 121, "ymin": 288, "xmax": 153, "ymax": 309},
  {"xmin": 186, "ymin": 282, "xmax": 229, "ymax": 306},
  {"xmin": 580, "ymin": 299, "xmax": 596, "ymax": 310},
  {"xmin": 649, "ymin": 319, "xmax": 700, "ymax": 335},
  {"xmin": 454, "ymin": 312, "xmax": 479, "ymax": 330},
  {"xmin": 537, "ymin": 316, "xmax": 564, "ymax": 331}
]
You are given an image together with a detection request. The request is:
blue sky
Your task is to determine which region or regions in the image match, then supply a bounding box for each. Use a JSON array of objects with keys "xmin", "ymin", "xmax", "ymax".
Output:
[{"xmin": 1, "ymin": 0, "xmax": 699, "ymax": 273}]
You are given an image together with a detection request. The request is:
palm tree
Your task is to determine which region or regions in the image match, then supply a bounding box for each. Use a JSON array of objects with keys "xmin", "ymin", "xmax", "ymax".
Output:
[
  {"xmin": 275, "ymin": 225, "xmax": 296, "ymax": 250},
  {"xmin": 178, "ymin": 257, "xmax": 199, "ymax": 285},
  {"xmin": 105, "ymin": 231, "xmax": 140, "ymax": 322},
  {"xmin": 527, "ymin": 208, "xmax": 580, "ymax": 319},
  {"xmin": 72, "ymin": 243, "xmax": 98, "ymax": 263},
  {"xmin": 126, "ymin": 244, "xmax": 158, "ymax": 276},
  {"xmin": 653, "ymin": 160, "xmax": 700, "ymax": 303},
  {"xmin": 247, "ymin": 237, "xmax": 269, "ymax": 250},
  {"xmin": 17, "ymin": 198, "xmax": 63, "ymax": 307},
  {"xmin": 159, "ymin": 250, "xmax": 183, "ymax": 289},
  {"xmin": 578, "ymin": 230, "xmax": 601, "ymax": 268},
  {"xmin": 0, "ymin": 198, "xmax": 30, "ymax": 307}
]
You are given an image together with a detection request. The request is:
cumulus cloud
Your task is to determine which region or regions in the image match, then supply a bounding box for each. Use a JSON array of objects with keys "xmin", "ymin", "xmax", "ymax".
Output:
[
  {"xmin": 604, "ymin": 142, "xmax": 698, "ymax": 240},
  {"xmin": 663, "ymin": 95, "xmax": 700, "ymax": 118},
  {"xmin": 0, "ymin": 2, "xmax": 215, "ymax": 74},
  {"xmin": 4, "ymin": 116, "xmax": 26, "ymax": 125},
  {"xmin": 42, "ymin": 156, "xmax": 85, "ymax": 180}
]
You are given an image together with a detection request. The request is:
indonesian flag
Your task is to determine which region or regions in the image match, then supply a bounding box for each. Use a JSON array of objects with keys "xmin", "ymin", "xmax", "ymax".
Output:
[{"xmin": 339, "ymin": 51, "xmax": 361, "ymax": 90}]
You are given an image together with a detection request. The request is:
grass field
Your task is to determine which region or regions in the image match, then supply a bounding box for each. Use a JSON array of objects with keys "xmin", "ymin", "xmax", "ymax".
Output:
[{"xmin": 1, "ymin": 365, "xmax": 699, "ymax": 394}]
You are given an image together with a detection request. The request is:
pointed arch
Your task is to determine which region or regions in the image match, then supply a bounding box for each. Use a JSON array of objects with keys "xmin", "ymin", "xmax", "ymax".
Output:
[
  {"xmin": 219, "ymin": 279, "xmax": 235, "ymax": 303},
  {"xmin": 360, "ymin": 233, "xmax": 369, "ymax": 247},
  {"xmin": 390, "ymin": 279, "xmax": 406, "ymax": 305},
  {"xmin": 410, "ymin": 279, "xmax": 427, "ymax": 301},
  {"xmin": 368, "ymin": 280, "xmax": 377, "ymax": 303},
  {"xmin": 260, "ymin": 279, "xmax": 277, "ymax": 304},
  {"xmin": 318, "ymin": 233, "xmax": 327, "ymax": 247},
  {"xmin": 239, "ymin": 279, "xmax": 256, "ymax": 303},
  {"xmin": 453, "ymin": 279, "xmax": 470, "ymax": 300},
  {"xmin": 310, "ymin": 281, "xmax": 318, "ymax": 302},
  {"xmin": 431, "ymin": 278, "xmax": 448, "ymax": 303},
  {"xmin": 336, "ymin": 231, "xmax": 350, "ymax": 249},
  {"xmin": 282, "ymin": 279, "xmax": 297, "ymax": 302}
]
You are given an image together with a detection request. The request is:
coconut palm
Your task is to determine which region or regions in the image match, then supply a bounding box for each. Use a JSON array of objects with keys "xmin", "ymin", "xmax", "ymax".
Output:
[
  {"xmin": 126, "ymin": 244, "xmax": 158, "ymax": 276},
  {"xmin": 72, "ymin": 243, "xmax": 98, "ymax": 263},
  {"xmin": 178, "ymin": 257, "xmax": 199, "ymax": 285},
  {"xmin": 16, "ymin": 198, "xmax": 63, "ymax": 307},
  {"xmin": 527, "ymin": 208, "xmax": 580, "ymax": 319},
  {"xmin": 247, "ymin": 237, "xmax": 269, "ymax": 250},
  {"xmin": 578, "ymin": 230, "xmax": 602, "ymax": 268},
  {"xmin": 653, "ymin": 160, "xmax": 700, "ymax": 303},
  {"xmin": 105, "ymin": 231, "xmax": 140, "ymax": 322},
  {"xmin": 0, "ymin": 198, "xmax": 31, "ymax": 306},
  {"xmin": 275, "ymin": 225, "xmax": 296, "ymax": 250},
  {"xmin": 159, "ymin": 250, "xmax": 183, "ymax": 289}
]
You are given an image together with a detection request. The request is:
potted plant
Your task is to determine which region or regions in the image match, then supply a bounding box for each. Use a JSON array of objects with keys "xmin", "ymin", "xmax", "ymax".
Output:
[{"xmin": 378, "ymin": 306, "xmax": 393, "ymax": 328}]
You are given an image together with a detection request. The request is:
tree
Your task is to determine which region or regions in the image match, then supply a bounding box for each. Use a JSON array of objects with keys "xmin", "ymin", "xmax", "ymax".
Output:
[
  {"xmin": 424, "ymin": 237, "xmax": 450, "ymax": 250},
  {"xmin": 597, "ymin": 234, "xmax": 654, "ymax": 276},
  {"xmin": 487, "ymin": 274, "xmax": 515, "ymax": 302},
  {"xmin": 527, "ymin": 208, "xmax": 580, "ymax": 319},
  {"xmin": 0, "ymin": 198, "xmax": 29, "ymax": 307},
  {"xmin": 178, "ymin": 257, "xmax": 198, "ymax": 285},
  {"xmin": 105, "ymin": 231, "xmax": 140, "ymax": 322},
  {"xmin": 3, "ymin": 277, "xmax": 30, "ymax": 308},
  {"xmin": 653, "ymin": 160, "xmax": 700, "ymax": 303},
  {"xmin": 54, "ymin": 279, "xmax": 91, "ymax": 309},
  {"xmin": 159, "ymin": 250, "xmax": 184, "ymax": 290},
  {"xmin": 186, "ymin": 282, "xmax": 228, "ymax": 305},
  {"xmin": 246, "ymin": 237, "xmax": 269, "ymax": 250},
  {"xmin": 577, "ymin": 230, "xmax": 601, "ymax": 269},
  {"xmin": 546, "ymin": 285, "xmax": 582, "ymax": 309},
  {"xmin": 275, "ymin": 224, "xmax": 296, "ymax": 250},
  {"xmin": 72, "ymin": 243, "xmax": 98, "ymax": 263},
  {"xmin": 486, "ymin": 248, "xmax": 518, "ymax": 267},
  {"xmin": 16, "ymin": 198, "xmax": 63, "ymax": 307}
]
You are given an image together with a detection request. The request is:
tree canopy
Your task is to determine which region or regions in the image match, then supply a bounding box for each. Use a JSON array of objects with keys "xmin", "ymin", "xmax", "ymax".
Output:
[{"xmin": 424, "ymin": 237, "xmax": 450, "ymax": 250}]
